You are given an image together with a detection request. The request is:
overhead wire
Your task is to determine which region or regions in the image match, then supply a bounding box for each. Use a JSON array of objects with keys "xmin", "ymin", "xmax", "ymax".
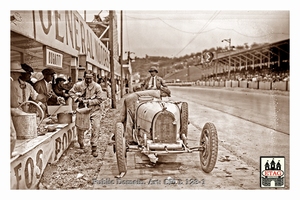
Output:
[
  {"xmin": 125, "ymin": 13, "xmax": 289, "ymax": 37},
  {"xmin": 214, "ymin": 27, "xmax": 289, "ymax": 38},
  {"xmin": 125, "ymin": 14, "xmax": 211, "ymax": 34},
  {"xmin": 124, "ymin": 11, "xmax": 131, "ymax": 53},
  {"xmin": 174, "ymin": 10, "xmax": 221, "ymax": 57},
  {"xmin": 123, "ymin": 11, "xmax": 288, "ymax": 57}
]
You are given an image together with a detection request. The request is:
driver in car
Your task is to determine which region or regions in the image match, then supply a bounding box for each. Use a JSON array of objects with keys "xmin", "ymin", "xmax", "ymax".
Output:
[
  {"xmin": 111, "ymin": 66, "xmax": 171, "ymax": 144},
  {"xmin": 141, "ymin": 66, "xmax": 171, "ymax": 97}
]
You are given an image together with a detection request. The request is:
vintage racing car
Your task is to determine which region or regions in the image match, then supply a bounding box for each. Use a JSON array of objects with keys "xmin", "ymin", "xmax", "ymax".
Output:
[{"xmin": 113, "ymin": 90, "xmax": 218, "ymax": 177}]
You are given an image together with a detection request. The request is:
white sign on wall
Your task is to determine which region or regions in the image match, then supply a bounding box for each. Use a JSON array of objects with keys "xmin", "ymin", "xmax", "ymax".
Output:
[{"xmin": 45, "ymin": 47, "xmax": 63, "ymax": 68}]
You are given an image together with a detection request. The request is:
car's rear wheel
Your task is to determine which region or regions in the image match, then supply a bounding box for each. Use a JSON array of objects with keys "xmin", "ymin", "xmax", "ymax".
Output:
[
  {"xmin": 115, "ymin": 122, "xmax": 127, "ymax": 175},
  {"xmin": 199, "ymin": 122, "xmax": 218, "ymax": 173},
  {"xmin": 180, "ymin": 102, "xmax": 189, "ymax": 137}
]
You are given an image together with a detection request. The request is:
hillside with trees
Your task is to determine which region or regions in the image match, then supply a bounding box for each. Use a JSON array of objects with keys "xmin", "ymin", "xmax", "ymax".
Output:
[{"xmin": 129, "ymin": 42, "xmax": 267, "ymax": 82}]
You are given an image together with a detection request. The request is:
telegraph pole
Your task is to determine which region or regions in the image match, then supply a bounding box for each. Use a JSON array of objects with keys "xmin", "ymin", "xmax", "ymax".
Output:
[
  {"xmin": 109, "ymin": 10, "xmax": 116, "ymax": 108},
  {"xmin": 125, "ymin": 51, "xmax": 135, "ymax": 62},
  {"xmin": 120, "ymin": 10, "xmax": 124, "ymax": 97},
  {"xmin": 126, "ymin": 51, "xmax": 131, "ymax": 60}
]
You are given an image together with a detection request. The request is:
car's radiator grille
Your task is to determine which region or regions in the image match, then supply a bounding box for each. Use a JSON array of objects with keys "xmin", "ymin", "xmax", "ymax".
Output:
[{"xmin": 153, "ymin": 111, "xmax": 176, "ymax": 143}]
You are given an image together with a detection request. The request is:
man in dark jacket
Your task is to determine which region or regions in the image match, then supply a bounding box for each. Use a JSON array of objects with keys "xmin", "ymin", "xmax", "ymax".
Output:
[
  {"xmin": 33, "ymin": 68, "xmax": 65, "ymax": 115},
  {"xmin": 53, "ymin": 75, "xmax": 70, "ymax": 100},
  {"xmin": 141, "ymin": 66, "xmax": 171, "ymax": 97}
]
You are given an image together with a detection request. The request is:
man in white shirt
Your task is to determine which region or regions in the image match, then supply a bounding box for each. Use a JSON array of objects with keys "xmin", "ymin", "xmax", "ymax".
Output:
[
  {"xmin": 10, "ymin": 61, "xmax": 46, "ymax": 110},
  {"xmin": 142, "ymin": 66, "xmax": 171, "ymax": 97}
]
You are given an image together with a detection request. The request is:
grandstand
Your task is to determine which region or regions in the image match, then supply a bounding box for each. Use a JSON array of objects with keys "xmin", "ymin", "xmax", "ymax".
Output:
[{"xmin": 165, "ymin": 39, "xmax": 289, "ymax": 83}]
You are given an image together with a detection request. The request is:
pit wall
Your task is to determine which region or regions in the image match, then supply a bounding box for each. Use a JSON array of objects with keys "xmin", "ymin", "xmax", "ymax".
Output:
[
  {"xmin": 167, "ymin": 81, "xmax": 289, "ymax": 92},
  {"xmin": 10, "ymin": 98, "xmax": 112, "ymax": 189}
]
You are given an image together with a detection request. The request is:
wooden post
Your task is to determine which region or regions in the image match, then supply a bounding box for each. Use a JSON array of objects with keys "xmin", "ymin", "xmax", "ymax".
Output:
[
  {"xmin": 120, "ymin": 10, "xmax": 124, "ymax": 98},
  {"xmin": 109, "ymin": 10, "xmax": 116, "ymax": 108}
]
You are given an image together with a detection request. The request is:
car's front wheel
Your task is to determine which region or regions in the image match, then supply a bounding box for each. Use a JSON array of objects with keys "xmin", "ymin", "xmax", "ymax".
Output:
[
  {"xmin": 180, "ymin": 102, "xmax": 189, "ymax": 137},
  {"xmin": 199, "ymin": 122, "xmax": 218, "ymax": 173}
]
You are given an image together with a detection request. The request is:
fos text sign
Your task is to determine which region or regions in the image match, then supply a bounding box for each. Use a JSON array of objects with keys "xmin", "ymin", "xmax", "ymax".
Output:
[{"xmin": 45, "ymin": 47, "xmax": 63, "ymax": 68}]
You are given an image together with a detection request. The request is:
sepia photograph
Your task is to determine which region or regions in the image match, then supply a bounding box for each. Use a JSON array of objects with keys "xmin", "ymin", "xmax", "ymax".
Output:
[{"xmin": 5, "ymin": 0, "xmax": 298, "ymax": 198}]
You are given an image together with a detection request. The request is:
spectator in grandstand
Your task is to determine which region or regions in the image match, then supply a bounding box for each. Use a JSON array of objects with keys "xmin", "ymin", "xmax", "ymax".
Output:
[
  {"xmin": 252, "ymin": 75, "xmax": 257, "ymax": 82},
  {"xmin": 283, "ymin": 74, "xmax": 289, "ymax": 82},
  {"xmin": 257, "ymin": 74, "xmax": 263, "ymax": 82}
]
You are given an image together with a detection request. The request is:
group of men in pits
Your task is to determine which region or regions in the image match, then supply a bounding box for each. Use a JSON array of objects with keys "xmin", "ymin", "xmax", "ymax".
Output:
[{"xmin": 10, "ymin": 61, "xmax": 170, "ymax": 158}]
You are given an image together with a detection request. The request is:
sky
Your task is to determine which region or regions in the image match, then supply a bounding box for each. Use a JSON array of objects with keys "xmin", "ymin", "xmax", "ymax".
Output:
[{"xmin": 79, "ymin": 10, "xmax": 290, "ymax": 58}]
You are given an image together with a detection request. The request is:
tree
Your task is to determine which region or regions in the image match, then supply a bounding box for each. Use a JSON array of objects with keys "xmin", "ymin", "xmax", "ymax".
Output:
[
  {"xmin": 208, "ymin": 47, "xmax": 216, "ymax": 52},
  {"xmin": 250, "ymin": 42, "xmax": 260, "ymax": 49},
  {"xmin": 235, "ymin": 45, "xmax": 244, "ymax": 50}
]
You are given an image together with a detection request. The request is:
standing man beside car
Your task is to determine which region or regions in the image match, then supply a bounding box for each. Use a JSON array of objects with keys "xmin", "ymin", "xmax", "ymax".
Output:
[{"xmin": 68, "ymin": 70, "xmax": 107, "ymax": 157}]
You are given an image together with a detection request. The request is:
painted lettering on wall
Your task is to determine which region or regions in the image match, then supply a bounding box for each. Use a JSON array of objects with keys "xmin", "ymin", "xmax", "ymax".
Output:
[
  {"xmin": 11, "ymin": 128, "xmax": 74, "ymax": 189},
  {"xmin": 54, "ymin": 131, "xmax": 72, "ymax": 162},
  {"xmin": 13, "ymin": 149, "xmax": 43, "ymax": 189},
  {"xmin": 34, "ymin": 10, "xmax": 110, "ymax": 69}
]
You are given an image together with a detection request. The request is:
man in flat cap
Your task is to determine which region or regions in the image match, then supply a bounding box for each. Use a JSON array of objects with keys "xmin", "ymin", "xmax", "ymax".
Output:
[
  {"xmin": 142, "ymin": 66, "xmax": 171, "ymax": 97},
  {"xmin": 53, "ymin": 74, "xmax": 70, "ymax": 101},
  {"xmin": 34, "ymin": 68, "xmax": 65, "ymax": 115},
  {"xmin": 69, "ymin": 70, "xmax": 107, "ymax": 157}
]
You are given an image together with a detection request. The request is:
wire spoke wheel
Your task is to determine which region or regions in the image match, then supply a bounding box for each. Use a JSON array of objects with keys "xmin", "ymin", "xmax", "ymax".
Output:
[
  {"xmin": 180, "ymin": 102, "xmax": 188, "ymax": 137},
  {"xmin": 115, "ymin": 122, "xmax": 127, "ymax": 175},
  {"xmin": 199, "ymin": 122, "xmax": 218, "ymax": 173}
]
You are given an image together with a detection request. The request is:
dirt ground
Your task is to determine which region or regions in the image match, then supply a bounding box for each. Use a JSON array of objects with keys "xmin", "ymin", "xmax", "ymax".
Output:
[{"xmin": 39, "ymin": 104, "xmax": 119, "ymax": 190}]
